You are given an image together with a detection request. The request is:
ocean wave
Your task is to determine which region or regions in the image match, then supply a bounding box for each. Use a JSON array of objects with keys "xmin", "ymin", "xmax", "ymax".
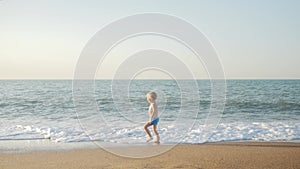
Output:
[{"xmin": 0, "ymin": 121, "xmax": 299, "ymax": 144}]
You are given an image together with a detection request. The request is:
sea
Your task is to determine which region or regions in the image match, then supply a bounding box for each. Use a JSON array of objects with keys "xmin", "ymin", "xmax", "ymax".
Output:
[{"xmin": 0, "ymin": 80, "xmax": 299, "ymax": 152}]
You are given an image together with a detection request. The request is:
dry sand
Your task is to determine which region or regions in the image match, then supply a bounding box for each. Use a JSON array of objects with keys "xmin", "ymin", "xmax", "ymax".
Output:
[{"xmin": 0, "ymin": 142, "xmax": 299, "ymax": 169}]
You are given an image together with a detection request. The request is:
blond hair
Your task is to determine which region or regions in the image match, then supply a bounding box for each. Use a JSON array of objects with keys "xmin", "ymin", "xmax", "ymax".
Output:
[{"xmin": 147, "ymin": 91, "xmax": 157, "ymax": 100}]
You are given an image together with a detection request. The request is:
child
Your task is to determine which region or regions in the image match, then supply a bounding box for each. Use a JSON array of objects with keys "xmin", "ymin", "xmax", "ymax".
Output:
[{"xmin": 144, "ymin": 91, "xmax": 160, "ymax": 143}]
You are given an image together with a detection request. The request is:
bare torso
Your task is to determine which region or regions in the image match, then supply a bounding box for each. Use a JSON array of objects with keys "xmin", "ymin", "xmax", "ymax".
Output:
[{"xmin": 148, "ymin": 102, "xmax": 158, "ymax": 121}]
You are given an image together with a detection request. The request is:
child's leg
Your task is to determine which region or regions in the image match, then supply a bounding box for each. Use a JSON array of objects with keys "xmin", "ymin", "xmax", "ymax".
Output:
[
  {"xmin": 152, "ymin": 125, "xmax": 160, "ymax": 143},
  {"xmin": 144, "ymin": 122, "xmax": 152, "ymax": 139}
]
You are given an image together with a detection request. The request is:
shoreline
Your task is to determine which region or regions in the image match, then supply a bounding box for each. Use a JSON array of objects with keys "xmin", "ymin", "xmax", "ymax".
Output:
[
  {"xmin": 1, "ymin": 142, "xmax": 299, "ymax": 169},
  {"xmin": 1, "ymin": 139, "xmax": 300, "ymax": 154}
]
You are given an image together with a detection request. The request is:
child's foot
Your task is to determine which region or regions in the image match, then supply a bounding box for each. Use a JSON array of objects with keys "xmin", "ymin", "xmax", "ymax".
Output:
[
  {"xmin": 146, "ymin": 137, "xmax": 153, "ymax": 142},
  {"xmin": 154, "ymin": 135, "xmax": 160, "ymax": 144}
]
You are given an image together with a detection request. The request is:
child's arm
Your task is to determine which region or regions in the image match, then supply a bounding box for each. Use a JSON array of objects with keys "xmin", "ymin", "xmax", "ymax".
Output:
[{"xmin": 148, "ymin": 104, "xmax": 154, "ymax": 122}]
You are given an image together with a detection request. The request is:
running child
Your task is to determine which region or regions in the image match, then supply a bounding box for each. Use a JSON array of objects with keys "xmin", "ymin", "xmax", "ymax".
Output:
[{"xmin": 144, "ymin": 91, "xmax": 160, "ymax": 143}]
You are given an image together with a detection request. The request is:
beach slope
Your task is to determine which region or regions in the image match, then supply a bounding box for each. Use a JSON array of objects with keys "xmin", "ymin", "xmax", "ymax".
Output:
[{"xmin": 0, "ymin": 142, "xmax": 299, "ymax": 169}]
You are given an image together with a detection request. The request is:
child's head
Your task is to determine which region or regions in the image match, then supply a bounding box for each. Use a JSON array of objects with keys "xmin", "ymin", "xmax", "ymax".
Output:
[{"xmin": 147, "ymin": 92, "xmax": 157, "ymax": 103}]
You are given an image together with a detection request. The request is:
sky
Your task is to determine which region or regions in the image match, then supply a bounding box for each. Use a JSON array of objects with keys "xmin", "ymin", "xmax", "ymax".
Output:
[{"xmin": 0, "ymin": 0, "xmax": 299, "ymax": 79}]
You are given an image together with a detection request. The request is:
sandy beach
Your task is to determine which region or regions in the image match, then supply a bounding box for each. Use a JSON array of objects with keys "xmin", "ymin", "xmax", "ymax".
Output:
[
  {"xmin": 1, "ymin": 0, "xmax": 299, "ymax": 168},
  {"xmin": 1, "ymin": 142, "xmax": 299, "ymax": 169}
]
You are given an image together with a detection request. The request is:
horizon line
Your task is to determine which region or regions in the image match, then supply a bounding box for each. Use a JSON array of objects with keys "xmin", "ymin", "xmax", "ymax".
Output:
[{"xmin": 0, "ymin": 78, "xmax": 299, "ymax": 80}]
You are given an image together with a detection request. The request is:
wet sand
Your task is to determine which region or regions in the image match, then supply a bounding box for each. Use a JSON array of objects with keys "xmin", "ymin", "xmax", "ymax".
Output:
[{"xmin": 0, "ymin": 142, "xmax": 299, "ymax": 169}]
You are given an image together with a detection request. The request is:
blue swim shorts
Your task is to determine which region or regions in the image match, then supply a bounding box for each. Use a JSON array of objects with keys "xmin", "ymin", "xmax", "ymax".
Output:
[{"xmin": 150, "ymin": 118, "xmax": 159, "ymax": 125}]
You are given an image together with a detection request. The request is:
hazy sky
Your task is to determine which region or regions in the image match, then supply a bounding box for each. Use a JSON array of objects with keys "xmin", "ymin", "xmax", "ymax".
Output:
[{"xmin": 0, "ymin": 0, "xmax": 299, "ymax": 79}]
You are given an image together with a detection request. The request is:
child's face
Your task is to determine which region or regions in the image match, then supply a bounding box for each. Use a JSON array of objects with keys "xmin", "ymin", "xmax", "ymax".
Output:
[{"xmin": 147, "ymin": 96, "xmax": 153, "ymax": 103}]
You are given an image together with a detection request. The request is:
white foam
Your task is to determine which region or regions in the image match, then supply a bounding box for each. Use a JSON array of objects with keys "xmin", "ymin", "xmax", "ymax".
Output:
[{"xmin": 0, "ymin": 121, "xmax": 299, "ymax": 145}]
